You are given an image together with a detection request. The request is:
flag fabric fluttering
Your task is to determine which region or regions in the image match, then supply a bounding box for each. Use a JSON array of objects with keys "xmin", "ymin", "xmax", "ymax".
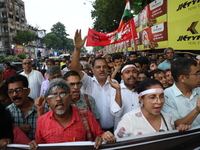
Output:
[
  {"xmin": 86, "ymin": 0, "xmax": 138, "ymax": 47},
  {"xmin": 115, "ymin": 0, "xmax": 131, "ymax": 41}
]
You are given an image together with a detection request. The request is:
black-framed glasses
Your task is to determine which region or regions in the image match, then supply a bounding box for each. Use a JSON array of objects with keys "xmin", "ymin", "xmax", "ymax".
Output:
[
  {"xmin": 183, "ymin": 72, "xmax": 200, "ymax": 77},
  {"xmin": 69, "ymin": 82, "xmax": 82, "ymax": 88},
  {"xmin": 7, "ymin": 87, "xmax": 28, "ymax": 94},
  {"xmin": 47, "ymin": 93, "xmax": 69, "ymax": 99},
  {"xmin": 23, "ymin": 62, "xmax": 32, "ymax": 65}
]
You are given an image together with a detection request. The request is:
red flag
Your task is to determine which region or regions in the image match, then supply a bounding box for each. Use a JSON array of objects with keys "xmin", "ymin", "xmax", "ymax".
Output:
[{"xmin": 86, "ymin": 18, "xmax": 137, "ymax": 47}]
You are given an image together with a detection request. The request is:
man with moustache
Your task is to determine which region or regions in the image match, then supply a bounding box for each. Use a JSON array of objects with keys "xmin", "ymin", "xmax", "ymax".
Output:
[
  {"xmin": 35, "ymin": 78, "xmax": 116, "ymax": 148},
  {"xmin": 71, "ymin": 30, "xmax": 122, "ymax": 133},
  {"xmin": 63, "ymin": 70, "xmax": 100, "ymax": 120},
  {"xmin": 112, "ymin": 62, "xmax": 141, "ymax": 128},
  {"xmin": 6, "ymin": 74, "xmax": 48, "ymax": 140},
  {"xmin": 158, "ymin": 47, "xmax": 175, "ymax": 70}
]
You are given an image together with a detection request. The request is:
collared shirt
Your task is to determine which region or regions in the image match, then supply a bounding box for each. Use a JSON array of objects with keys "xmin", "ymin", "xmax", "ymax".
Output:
[
  {"xmin": 158, "ymin": 60, "xmax": 171, "ymax": 70},
  {"xmin": 20, "ymin": 69, "xmax": 44, "ymax": 100},
  {"xmin": 71, "ymin": 94, "xmax": 100, "ymax": 119},
  {"xmin": 114, "ymin": 82, "xmax": 141, "ymax": 129},
  {"xmin": 40, "ymin": 79, "xmax": 49, "ymax": 96},
  {"xmin": 3, "ymin": 69, "xmax": 17, "ymax": 80},
  {"xmin": 35, "ymin": 106, "xmax": 104, "ymax": 143},
  {"xmin": 81, "ymin": 72, "xmax": 122, "ymax": 129},
  {"xmin": 163, "ymin": 83, "xmax": 200, "ymax": 127},
  {"xmin": 114, "ymin": 108, "xmax": 175, "ymax": 138},
  {"xmin": 6, "ymin": 99, "xmax": 48, "ymax": 140}
]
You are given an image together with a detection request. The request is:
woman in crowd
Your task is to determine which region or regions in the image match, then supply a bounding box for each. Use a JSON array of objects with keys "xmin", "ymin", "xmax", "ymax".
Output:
[
  {"xmin": 114, "ymin": 79, "xmax": 190, "ymax": 138},
  {"xmin": 164, "ymin": 69, "xmax": 174, "ymax": 87},
  {"xmin": 147, "ymin": 61, "xmax": 158, "ymax": 72},
  {"xmin": 137, "ymin": 70, "xmax": 149, "ymax": 82}
]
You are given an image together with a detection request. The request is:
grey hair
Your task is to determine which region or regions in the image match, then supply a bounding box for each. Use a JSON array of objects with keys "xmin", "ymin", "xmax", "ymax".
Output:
[
  {"xmin": 45, "ymin": 78, "xmax": 70, "ymax": 97},
  {"xmin": 46, "ymin": 66, "xmax": 61, "ymax": 78},
  {"xmin": 164, "ymin": 47, "xmax": 175, "ymax": 54},
  {"xmin": 80, "ymin": 61, "xmax": 90, "ymax": 69}
]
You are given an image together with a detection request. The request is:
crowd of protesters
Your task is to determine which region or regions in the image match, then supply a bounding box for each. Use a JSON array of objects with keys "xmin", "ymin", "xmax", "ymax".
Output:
[{"xmin": 0, "ymin": 29, "xmax": 200, "ymax": 149}]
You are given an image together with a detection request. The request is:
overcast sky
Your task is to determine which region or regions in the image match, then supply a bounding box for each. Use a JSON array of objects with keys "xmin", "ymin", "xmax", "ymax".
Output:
[{"xmin": 23, "ymin": 0, "xmax": 94, "ymax": 51}]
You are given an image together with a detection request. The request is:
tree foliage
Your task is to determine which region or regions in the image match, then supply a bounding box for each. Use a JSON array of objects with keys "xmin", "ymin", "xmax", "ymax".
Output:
[
  {"xmin": 16, "ymin": 53, "xmax": 27, "ymax": 60},
  {"xmin": 91, "ymin": 0, "xmax": 154, "ymax": 32},
  {"xmin": 50, "ymin": 22, "xmax": 69, "ymax": 49},
  {"xmin": 42, "ymin": 33, "xmax": 63, "ymax": 49},
  {"xmin": 14, "ymin": 30, "xmax": 36, "ymax": 45}
]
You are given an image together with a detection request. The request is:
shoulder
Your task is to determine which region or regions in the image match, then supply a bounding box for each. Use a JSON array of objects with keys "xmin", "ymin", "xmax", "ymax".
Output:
[{"xmin": 6, "ymin": 103, "xmax": 15, "ymax": 110}]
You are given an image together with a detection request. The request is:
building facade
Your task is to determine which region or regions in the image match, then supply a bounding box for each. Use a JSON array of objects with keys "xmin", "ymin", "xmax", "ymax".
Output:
[{"xmin": 0, "ymin": 0, "xmax": 26, "ymax": 56}]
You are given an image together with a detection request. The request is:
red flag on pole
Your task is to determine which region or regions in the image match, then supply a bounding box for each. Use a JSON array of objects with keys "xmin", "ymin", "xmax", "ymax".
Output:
[{"xmin": 86, "ymin": 18, "xmax": 137, "ymax": 47}]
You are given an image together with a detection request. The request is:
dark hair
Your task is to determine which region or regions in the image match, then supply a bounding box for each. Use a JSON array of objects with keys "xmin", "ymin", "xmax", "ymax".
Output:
[
  {"xmin": 130, "ymin": 59, "xmax": 142, "ymax": 68},
  {"xmin": 147, "ymin": 60, "xmax": 157, "ymax": 71},
  {"xmin": 55, "ymin": 59, "xmax": 61, "ymax": 63},
  {"xmin": 46, "ymin": 59, "xmax": 55, "ymax": 65},
  {"xmin": 112, "ymin": 53, "xmax": 122, "ymax": 62},
  {"xmin": 63, "ymin": 70, "xmax": 81, "ymax": 80},
  {"xmin": 137, "ymin": 56, "xmax": 150, "ymax": 65},
  {"xmin": 91, "ymin": 57, "xmax": 108, "ymax": 67},
  {"xmin": 120, "ymin": 61, "xmax": 137, "ymax": 73},
  {"xmin": 136, "ymin": 78, "xmax": 163, "ymax": 95},
  {"xmin": 129, "ymin": 52, "xmax": 137, "ymax": 57},
  {"xmin": 171, "ymin": 57, "xmax": 197, "ymax": 82},
  {"xmin": 0, "ymin": 103, "xmax": 14, "ymax": 140},
  {"xmin": 149, "ymin": 69, "xmax": 164, "ymax": 78},
  {"xmin": 138, "ymin": 70, "xmax": 150, "ymax": 78},
  {"xmin": 4, "ymin": 62, "xmax": 11, "ymax": 66},
  {"xmin": 6, "ymin": 74, "xmax": 29, "ymax": 91}
]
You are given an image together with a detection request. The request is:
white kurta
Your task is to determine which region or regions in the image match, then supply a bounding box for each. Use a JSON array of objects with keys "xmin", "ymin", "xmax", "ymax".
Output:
[
  {"xmin": 20, "ymin": 70, "xmax": 44, "ymax": 100},
  {"xmin": 114, "ymin": 108, "xmax": 175, "ymax": 138}
]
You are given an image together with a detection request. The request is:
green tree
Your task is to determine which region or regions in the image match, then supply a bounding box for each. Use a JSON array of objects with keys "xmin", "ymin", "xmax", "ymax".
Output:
[
  {"xmin": 51, "ymin": 22, "xmax": 69, "ymax": 49},
  {"xmin": 42, "ymin": 33, "xmax": 63, "ymax": 49},
  {"xmin": 14, "ymin": 30, "xmax": 36, "ymax": 45},
  {"xmin": 66, "ymin": 38, "xmax": 74, "ymax": 53},
  {"xmin": 16, "ymin": 53, "xmax": 27, "ymax": 60},
  {"xmin": 91, "ymin": 0, "xmax": 154, "ymax": 32}
]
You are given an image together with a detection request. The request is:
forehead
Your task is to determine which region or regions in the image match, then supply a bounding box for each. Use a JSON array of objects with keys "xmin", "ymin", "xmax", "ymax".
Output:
[
  {"xmin": 94, "ymin": 59, "xmax": 107, "ymax": 66},
  {"xmin": 166, "ymin": 49, "xmax": 173, "ymax": 53},
  {"xmin": 51, "ymin": 88, "xmax": 68, "ymax": 94},
  {"xmin": 190, "ymin": 65, "xmax": 200, "ymax": 73},
  {"xmin": 23, "ymin": 59, "xmax": 31, "ymax": 63},
  {"xmin": 66, "ymin": 75, "xmax": 80, "ymax": 82},
  {"xmin": 8, "ymin": 81, "xmax": 23, "ymax": 88},
  {"xmin": 123, "ymin": 66, "xmax": 137, "ymax": 72}
]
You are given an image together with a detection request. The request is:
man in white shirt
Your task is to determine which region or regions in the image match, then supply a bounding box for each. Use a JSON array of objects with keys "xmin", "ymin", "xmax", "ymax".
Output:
[
  {"xmin": 162, "ymin": 57, "xmax": 200, "ymax": 127},
  {"xmin": 113, "ymin": 62, "xmax": 140, "ymax": 128},
  {"xmin": 70, "ymin": 29, "xmax": 122, "ymax": 132},
  {"xmin": 20, "ymin": 59, "xmax": 44, "ymax": 100}
]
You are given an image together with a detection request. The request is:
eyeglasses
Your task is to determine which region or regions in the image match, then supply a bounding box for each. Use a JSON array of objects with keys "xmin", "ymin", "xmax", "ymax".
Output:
[
  {"xmin": 23, "ymin": 62, "xmax": 31, "ymax": 65},
  {"xmin": 7, "ymin": 87, "xmax": 28, "ymax": 94},
  {"xmin": 183, "ymin": 72, "xmax": 200, "ymax": 77},
  {"xmin": 69, "ymin": 82, "xmax": 82, "ymax": 88},
  {"xmin": 145, "ymin": 95, "xmax": 165, "ymax": 104},
  {"xmin": 47, "ymin": 93, "xmax": 69, "ymax": 99},
  {"xmin": 50, "ymin": 74, "xmax": 62, "ymax": 80}
]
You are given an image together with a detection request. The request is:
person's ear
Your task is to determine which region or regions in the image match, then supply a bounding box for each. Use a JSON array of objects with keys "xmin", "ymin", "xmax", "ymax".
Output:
[
  {"xmin": 138, "ymin": 96, "xmax": 144, "ymax": 104},
  {"xmin": 178, "ymin": 75, "xmax": 186, "ymax": 82}
]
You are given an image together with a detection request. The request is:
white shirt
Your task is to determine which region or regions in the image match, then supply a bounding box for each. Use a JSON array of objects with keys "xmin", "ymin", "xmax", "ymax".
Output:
[
  {"xmin": 81, "ymin": 72, "xmax": 122, "ymax": 129},
  {"xmin": 20, "ymin": 70, "xmax": 44, "ymax": 100},
  {"xmin": 114, "ymin": 82, "xmax": 141, "ymax": 129},
  {"xmin": 114, "ymin": 108, "xmax": 175, "ymax": 138},
  {"xmin": 163, "ymin": 83, "xmax": 200, "ymax": 127}
]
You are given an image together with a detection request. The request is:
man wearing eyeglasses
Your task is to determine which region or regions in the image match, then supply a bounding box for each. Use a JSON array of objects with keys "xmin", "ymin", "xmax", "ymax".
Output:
[
  {"xmin": 63, "ymin": 70, "xmax": 100, "ymax": 121},
  {"xmin": 20, "ymin": 59, "xmax": 44, "ymax": 100},
  {"xmin": 163, "ymin": 57, "xmax": 200, "ymax": 127},
  {"xmin": 5, "ymin": 74, "xmax": 48, "ymax": 140},
  {"xmin": 35, "ymin": 78, "xmax": 116, "ymax": 148}
]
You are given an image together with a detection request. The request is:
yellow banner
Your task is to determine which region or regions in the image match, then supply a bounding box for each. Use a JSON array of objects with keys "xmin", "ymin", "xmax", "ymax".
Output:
[{"xmin": 168, "ymin": 0, "xmax": 200, "ymax": 50}]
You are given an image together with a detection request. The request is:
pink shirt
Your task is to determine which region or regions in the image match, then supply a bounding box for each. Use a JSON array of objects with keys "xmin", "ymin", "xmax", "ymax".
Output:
[{"xmin": 13, "ymin": 126, "xmax": 31, "ymax": 144}]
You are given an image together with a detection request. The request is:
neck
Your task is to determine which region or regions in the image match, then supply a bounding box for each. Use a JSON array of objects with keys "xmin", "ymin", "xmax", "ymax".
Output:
[
  {"xmin": 167, "ymin": 59, "xmax": 172, "ymax": 63},
  {"xmin": 24, "ymin": 69, "xmax": 32, "ymax": 74},
  {"xmin": 54, "ymin": 107, "xmax": 72, "ymax": 127},
  {"xmin": 71, "ymin": 96, "xmax": 80, "ymax": 104},
  {"xmin": 97, "ymin": 78, "xmax": 107, "ymax": 86},
  {"xmin": 175, "ymin": 82, "xmax": 192, "ymax": 98}
]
